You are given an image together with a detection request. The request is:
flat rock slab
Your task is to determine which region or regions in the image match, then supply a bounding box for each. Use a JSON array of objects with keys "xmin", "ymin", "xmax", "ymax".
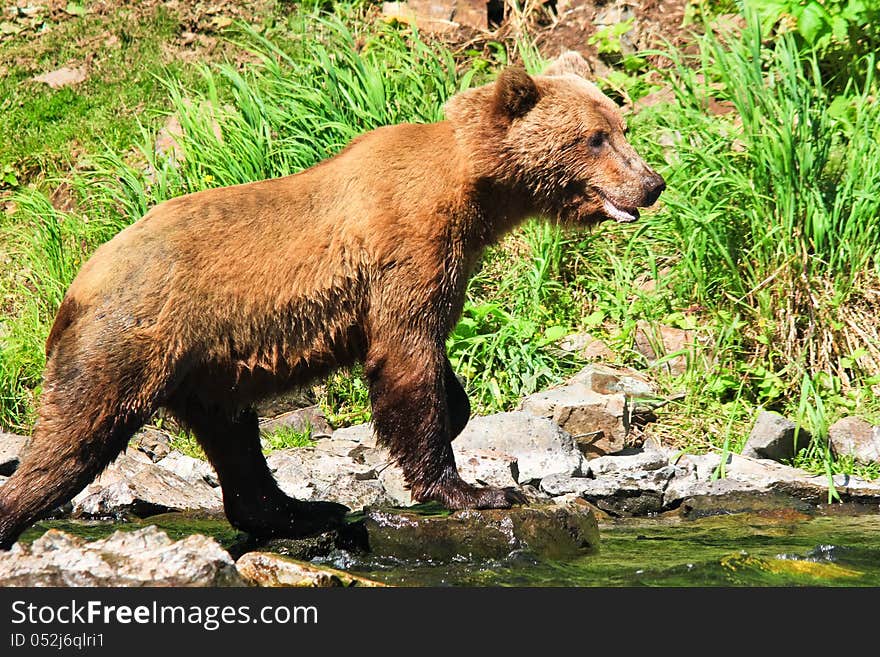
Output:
[
  {"xmin": 72, "ymin": 451, "xmax": 222, "ymax": 518},
  {"xmin": 361, "ymin": 501, "xmax": 599, "ymax": 561},
  {"xmin": 453, "ymin": 411, "xmax": 582, "ymax": 483},
  {"xmin": 0, "ymin": 526, "xmax": 243, "ymax": 587},
  {"xmin": 236, "ymin": 552, "xmax": 387, "ymax": 587},
  {"xmin": 677, "ymin": 489, "xmax": 816, "ymax": 519}
]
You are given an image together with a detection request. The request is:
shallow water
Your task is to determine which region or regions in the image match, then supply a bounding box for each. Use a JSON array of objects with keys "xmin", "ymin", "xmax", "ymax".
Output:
[{"xmin": 23, "ymin": 510, "xmax": 880, "ymax": 587}]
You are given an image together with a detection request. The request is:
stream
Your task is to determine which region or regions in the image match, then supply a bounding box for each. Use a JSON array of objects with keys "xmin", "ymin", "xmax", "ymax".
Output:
[{"xmin": 21, "ymin": 507, "xmax": 880, "ymax": 587}]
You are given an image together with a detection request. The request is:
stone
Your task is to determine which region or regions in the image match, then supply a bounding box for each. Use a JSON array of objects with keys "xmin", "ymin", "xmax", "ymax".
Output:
[
  {"xmin": 382, "ymin": 0, "xmax": 488, "ymax": 31},
  {"xmin": 558, "ymin": 332, "xmax": 614, "ymax": 361},
  {"xmin": 570, "ymin": 364, "xmax": 655, "ymax": 398},
  {"xmin": 633, "ymin": 320, "xmax": 696, "ymax": 376},
  {"xmin": 156, "ymin": 451, "xmax": 219, "ymax": 487},
  {"xmin": 259, "ymin": 404, "xmax": 333, "ymax": 438},
  {"xmin": 267, "ymin": 447, "xmax": 390, "ymax": 510},
  {"xmin": 362, "ymin": 500, "xmax": 599, "ymax": 561},
  {"xmin": 452, "ymin": 411, "xmax": 582, "ymax": 483},
  {"xmin": 455, "ymin": 449, "xmax": 518, "ymax": 488},
  {"xmin": 236, "ymin": 552, "xmax": 386, "ymax": 587},
  {"xmin": 130, "ymin": 426, "xmax": 172, "ymax": 462},
  {"xmin": 32, "ymin": 65, "xmax": 87, "ymax": 89},
  {"xmin": 521, "ymin": 385, "xmax": 628, "ymax": 458},
  {"xmin": 677, "ymin": 488, "xmax": 816, "ymax": 519},
  {"xmin": 377, "ymin": 464, "xmax": 413, "ymax": 507},
  {"xmin": 0, "ymin": 431, "xmax": 28, "ymax": 476},
  {"xmin": 154, "ymin": 114, "xmax": 184, "ymax": 162},
  {"xmin": 0, "ymin": 526, "xmax": 243, "ymax": 586},
  {"xmin": 676, "ymin": 452, "xmax": 723, "ymax": 481},
  {"xmin": 663, "ymin": 474, "xmax": 763, "ymax": 508},
  {"xmin": 312, "ymin": 437, "xmax": 369, "ymax": 458},
  {"xmin": 741, "ymin": 411, "xmax": 810, "ymax": 461},
  {"xmin": 584, "ymin": 448, "xmax": 669, "ymax": 476},
  {"xmin": 331, "ymin": 422, "xmax": 376, "ymax": 447},
  {"xmin": 72, "ymin": 452, "xmax": 221, "ymax": 518},
  {"xmin": 540, "ymin": 469, "xmax": 671, "ymax": 516},
  {"xmin": 828, "ymin": 417, "xmax": 880, "ymax": 464},
  {"xmin": 673, "ymin": 453, "xmax": 880, "ymax": 506}
]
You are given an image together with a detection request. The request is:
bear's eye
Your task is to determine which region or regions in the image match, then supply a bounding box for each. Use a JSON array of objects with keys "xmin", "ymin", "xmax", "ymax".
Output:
[{"xmin": 587, "ymin": 132, "xmax": 607, "ymax": 150}]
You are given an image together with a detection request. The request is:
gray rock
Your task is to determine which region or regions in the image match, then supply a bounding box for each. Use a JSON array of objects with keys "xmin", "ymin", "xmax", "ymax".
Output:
[
  {"xmin": 521, "ymin": 385, "xmax": 629, "ymax": 458},
  {"xmin": 828, "ymin": 417, "xmax": 880, "ymax": 464},
  {"xmin": 0, "ymin": 526, "xmax": 243, "ymax": 586},
  {"xmin": 677, "ymin": 453, "xmax": 723, "ymax": 481},
  {"xmin": 570, "ymin": 364, "xmax": 655, "ymax": 398},
  {"xmin": 312, "ymin": 437, "xmax": 367, "ymax": 458},
  {"xmin": 362, "ymin": 500, "xmax": 599, "ymax": 561},
  {"xmin": 663, "ymin": 474, "xmax": 763, "ymax": 508},
  {"xmin": 156, "ymin": 451, "xmax": 219, "ymax": 487},
  {"xmin": 130, "ymin": 426, "xmax": 172, "ymax": 462},
  {"xmin": 540, "ymin": 467, "xmax": 672, "ymax": 516},
  {"xmin": 259, "ymin": 404, "xmax": 333, "ymax": 438},
  {"xmin": 0, "ymin": 432, "xmax": 28, "ymax": 476},
  {"xmin": 455, "ymin": 449, "xmax": 518, "ymax": 488},
  {"xmin": 267, "ymin": 447, "xmax": 389, "ymax": 510},
  {"xmin": 585, "ymin": 449, "xmax": 669, "ymax": 476},
  {"xmin": 377, "ymin": 464, "xmax": 413, "ymax": 507},
  {"xmin": 558, "ymin": 332, "xmax": 614, "ymax": 361},
  {"xmin": 633, "ymin": 320, "xmax": 696, "ymax": 376},
  {"xmin": 453, "ymin": 411, "xmax": 582, "ymax": 483},
  {"xmin": 331, "ymin": 422, "xmax": 376, "ymax": 447},
  {"xmin": 539, "ymin": 473, "xmax": 594, "ymax": 496},
  {"xmin": 72, "ymin": 452, "xmax": 222, "ymax": 518},
  {"xmin": 673, "ymin": 453, "xmax": 880, "ymax": 506},
  {"xmin": 741, "ymin": 411, "xmax": 810, "ymax": 461}
]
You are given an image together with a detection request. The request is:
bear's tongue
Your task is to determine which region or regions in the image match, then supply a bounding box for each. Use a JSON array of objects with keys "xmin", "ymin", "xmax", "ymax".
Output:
[{"xmin": 603, "ymin": 198, "xmax": 639, "ymax": 223}]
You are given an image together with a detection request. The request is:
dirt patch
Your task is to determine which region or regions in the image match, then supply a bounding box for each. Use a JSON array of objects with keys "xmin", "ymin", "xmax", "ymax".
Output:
[{"xmin": 391, "ymin": 0, "xmax": 697, "ymax": 76}]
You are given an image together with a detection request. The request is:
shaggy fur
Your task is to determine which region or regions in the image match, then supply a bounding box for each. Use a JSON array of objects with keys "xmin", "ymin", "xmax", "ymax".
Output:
[{"xmin": 0, "ymin": 52, "xmax": 664, "ymax": 549}]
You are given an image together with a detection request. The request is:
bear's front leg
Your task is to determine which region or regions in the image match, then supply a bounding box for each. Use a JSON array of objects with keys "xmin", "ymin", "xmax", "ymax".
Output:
[{"xmin": 365, "ymin": 342, "xmax": 525, "ymax": 509}]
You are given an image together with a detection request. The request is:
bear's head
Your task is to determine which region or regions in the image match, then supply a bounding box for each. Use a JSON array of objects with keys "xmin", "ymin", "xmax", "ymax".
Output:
[{"xmin": 445, "ymin": 51, "xmax": 665, "ymax": 226}]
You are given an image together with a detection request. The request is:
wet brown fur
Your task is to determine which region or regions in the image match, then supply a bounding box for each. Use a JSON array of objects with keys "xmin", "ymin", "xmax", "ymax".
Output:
[{"xmin": 0, "ymin": 53, "xmax": 664, "ymax": 548}]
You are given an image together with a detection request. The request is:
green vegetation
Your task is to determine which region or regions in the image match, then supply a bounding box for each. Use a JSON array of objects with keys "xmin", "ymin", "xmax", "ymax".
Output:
[
  {"xmin": 261, "ymin": 424, "xmax": 316, "ymax": 451},
  {"xmin": 2, "ymin": 1, "xmax": 879, "ymax": 481}
]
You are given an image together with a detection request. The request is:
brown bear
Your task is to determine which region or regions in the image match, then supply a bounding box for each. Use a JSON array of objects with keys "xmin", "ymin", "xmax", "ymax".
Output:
[{"xmin": 0, "ymin": 52, "xmax": 664, "ymax": 549}]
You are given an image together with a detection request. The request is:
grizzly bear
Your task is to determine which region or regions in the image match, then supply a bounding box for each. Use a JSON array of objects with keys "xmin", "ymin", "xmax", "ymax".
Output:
[{"xmin": 0, "ymin": 52, "xmax": 664, "ymax": 549}]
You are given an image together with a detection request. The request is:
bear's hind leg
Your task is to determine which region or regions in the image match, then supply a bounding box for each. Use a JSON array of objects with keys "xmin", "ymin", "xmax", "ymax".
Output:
[
  {"xmin": 168, "ymin": 399, "xmax": 347, "ymax": 538},
  {"xmin": 0, "ymin": 362, "xmax": 151, "ymax": 549}
]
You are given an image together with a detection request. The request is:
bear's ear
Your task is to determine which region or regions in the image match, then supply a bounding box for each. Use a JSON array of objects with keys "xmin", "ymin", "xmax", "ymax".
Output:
[
  {"xmin": 493, "ymin": 66, "xmax": 540, "ymax": 120},
  {"xmin": 543, "ymin": 51, "xmax": 592, "ymax": 79}
]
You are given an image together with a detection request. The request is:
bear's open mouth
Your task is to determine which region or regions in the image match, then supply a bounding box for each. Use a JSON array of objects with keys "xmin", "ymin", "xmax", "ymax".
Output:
[{"xmin": 594, "ymin": 189, "xmax": 640, "ymax": 223}]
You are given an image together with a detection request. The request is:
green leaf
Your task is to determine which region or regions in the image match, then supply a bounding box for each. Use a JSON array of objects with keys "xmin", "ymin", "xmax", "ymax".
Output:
[
  {"xmin": 797, "ymin": 2, "xmax": 831, "ymax": 45},
  {"xmin": 542, "ymin": 325, "xmax": 569, "ymax": 343}
]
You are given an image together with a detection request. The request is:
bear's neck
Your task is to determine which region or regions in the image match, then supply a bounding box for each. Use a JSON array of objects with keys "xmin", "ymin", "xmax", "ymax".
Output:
[{"xmin": 441, "ymin": 120, "xmax": 539, "ymax": 249}]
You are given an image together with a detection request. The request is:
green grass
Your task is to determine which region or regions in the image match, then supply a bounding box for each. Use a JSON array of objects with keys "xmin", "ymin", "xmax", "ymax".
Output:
[
  {"xmin": 1, "ymin": 4, "xmax": 879, "ymax": 483},
  {"xmin": 581, "ymin": 13, "xmax": 880, "ymax": 475},
  {"xmin": 261, "ymin": 424, "xmax": 316, "ymax": 452},
  {"xmin": 1, "ymin": 2, "xmax": 188, "ymax": 183}
]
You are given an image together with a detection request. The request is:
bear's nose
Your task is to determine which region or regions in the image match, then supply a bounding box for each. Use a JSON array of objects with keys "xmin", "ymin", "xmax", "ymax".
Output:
[{"xmin": 643, "ymin": 172, "xmax": 666, "ymax": 206}]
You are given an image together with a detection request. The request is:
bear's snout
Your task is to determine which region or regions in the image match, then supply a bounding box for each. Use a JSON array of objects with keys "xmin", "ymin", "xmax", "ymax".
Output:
[{"xmin": 642, "ymin": 171, "xmax": 666, "ymax": 207}]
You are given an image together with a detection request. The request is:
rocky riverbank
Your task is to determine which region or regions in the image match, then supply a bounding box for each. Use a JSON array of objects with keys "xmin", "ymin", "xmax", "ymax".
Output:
[{"xmin": 1, "ymin": 363, "xmax": 879, "ymax": 586}]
